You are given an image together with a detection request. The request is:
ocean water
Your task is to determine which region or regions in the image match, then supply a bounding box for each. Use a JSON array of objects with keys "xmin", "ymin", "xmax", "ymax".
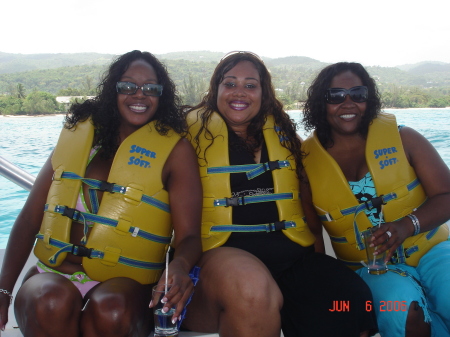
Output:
[
  {"xmin": 1, "ymin": 108, "xmax": 450, "ymax": 248},
  {"xmin": 0, "ymin": 115, "xmax": 65, "ymax": 247}
]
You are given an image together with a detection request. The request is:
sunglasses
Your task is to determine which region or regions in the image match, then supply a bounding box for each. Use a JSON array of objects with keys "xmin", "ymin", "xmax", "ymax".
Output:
[
  {"xmin": 116, "ymin": 81, "xmax": 163, "ymax": 97},
  {"xmin": 325, "ymin": 86, "xmax": 368, "ymax": 104}
]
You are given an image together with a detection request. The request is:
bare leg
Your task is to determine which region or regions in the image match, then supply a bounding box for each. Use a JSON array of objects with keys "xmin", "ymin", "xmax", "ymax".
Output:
[
  {"xmin": 15, "ymin": 272, "xmax": 83, "ymax": 337},
  {"xmin": 405, "ymin": 301, "xmax": 430, "ymax": 337},
  {"xmin": 182, "ymin": 247, "xmax": 283, "ymax": 337},
  {"xmin": 81, "ymin": 277, "xmax": 152, "ymax": 337}
]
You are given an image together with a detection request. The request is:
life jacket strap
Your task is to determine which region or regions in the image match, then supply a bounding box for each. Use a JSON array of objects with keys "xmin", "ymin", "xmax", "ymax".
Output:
[
  {"xmin": 214, "ymin": 192, "xmax": 299, "ymax": 207},
  {"xmin": 318, "ymin": 178, "xmax": 420, "ymax": 222},
  {"xmin": 35, "ymin": 234, "xmax": 166, "ymax": 270},
  {"xmin": 318, "ymin": 178, "xmax": 420, "ymax": 251},
  {"xmin": 44, "ymin": 204, "xmax": 171, "ymax": 244},
  {"xmin": 59, "ymin": 171, "xmax": 170, "ymax": 213},
  {"xmin": 207, "ymin": 160, "xmax": 291, "ymax": 180},
  {"xmin": 210, "ymin": 220, "xmax": 296, "ymax": 233},
  {"xmin": 388, "ymin": 227, "xmax": 440, "ymax": 264}
]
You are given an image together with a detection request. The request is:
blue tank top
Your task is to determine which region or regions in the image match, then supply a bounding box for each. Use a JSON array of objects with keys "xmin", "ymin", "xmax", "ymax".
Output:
[{"xmin": 348, "ymin": 172, "xmax": 384, "ymax": 226}]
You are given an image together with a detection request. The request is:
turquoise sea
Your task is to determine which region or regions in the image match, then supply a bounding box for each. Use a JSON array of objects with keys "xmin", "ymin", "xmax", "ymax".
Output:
[{"xmin": 1, "ymin": 108, "xmax": 450, "ymax": 248}]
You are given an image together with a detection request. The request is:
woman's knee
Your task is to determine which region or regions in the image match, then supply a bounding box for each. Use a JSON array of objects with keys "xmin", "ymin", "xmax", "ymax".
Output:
[
  {"xmin": 87, "ymin": 292, "xmax": 131, "ymax": 332},
  {"xmin": 83, "ymin": 278, "xmax": 151, "ymax": 335},
  {"xmin": 15, "ymin": 274, "xmax": 82, "ymax": 332},
  {"xmin": 234, "ymin": 266, "xmax": 282, "ymax": 309},
  {"xmin": 199, "ymin": 248, "xmax": 283, "ymax": 310}
]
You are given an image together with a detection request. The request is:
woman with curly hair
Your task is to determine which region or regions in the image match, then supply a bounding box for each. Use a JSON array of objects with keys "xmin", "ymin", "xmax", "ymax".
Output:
[
  {"xmin": 182, "ymin": 52, "xmax": 377, "ymax": 337},
  {"xmin": 301, "ymin": 62, "xmax": 450, "ymax": 336},
  {"xmin": 0, "ymin": 50, "xmax": 202, "ymax": 337}
]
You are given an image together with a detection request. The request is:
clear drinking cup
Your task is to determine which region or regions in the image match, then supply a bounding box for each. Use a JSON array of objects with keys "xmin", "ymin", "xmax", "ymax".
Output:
[
  {"xmin": 152, "ymin": 284, "xmax": 178, "ymax": 337},
  {"xmin": 362, "ymin": 228, "xmax": 388, "ymax": 275}
]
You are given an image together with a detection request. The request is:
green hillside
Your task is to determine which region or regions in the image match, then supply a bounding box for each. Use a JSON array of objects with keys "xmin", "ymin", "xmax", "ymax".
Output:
[
  {"xmin": 0, "ymin": 51, "xmax": 449, "ymax": 111},
  {"xmin": 0, "ymin": 52, "xmax": 114, "ymax": 74}
]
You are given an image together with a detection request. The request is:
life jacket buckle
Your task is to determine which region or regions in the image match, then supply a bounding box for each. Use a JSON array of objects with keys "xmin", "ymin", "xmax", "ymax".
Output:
[
  {"xmin": 391, "ymin": 246, "xmax": 410, "ymax": 264},
  {"xmin": 271, "ymin": 221, "xmax": 286, "ymax": 231},
  {"xmin": 98, "ymin": 180, "xmax": 115, "ymax": 193},
  {"xmin": 71, "ymin": 245, "xmax": 93, "ymax": 258},
  {"xmin": 62, "ymin": 206, "xmax": 81, "ymax": 221},
  {"xmin": 225, "ymin": 196, "xmax": 244, "ymax": 207},
  {"xmin": 266, "ymin": 160, "xmax": 281, "ymax": 171},
  {"xmin": 364, "ymin": 195, "xmax": 386, "ymax": 210}
]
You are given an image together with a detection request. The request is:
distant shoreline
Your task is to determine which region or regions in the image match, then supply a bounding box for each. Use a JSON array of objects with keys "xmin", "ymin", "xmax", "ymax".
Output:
[
  {"xmin": 1, "ymin": 107, "xmax": 450, "ymax": 119},
  {"xmin": 384, "ymin": 107, "xmax": 450, "ymax": 110},
  {"xmin": 0, "ymin": 113, "xmax": 65, "ymax": 118}
]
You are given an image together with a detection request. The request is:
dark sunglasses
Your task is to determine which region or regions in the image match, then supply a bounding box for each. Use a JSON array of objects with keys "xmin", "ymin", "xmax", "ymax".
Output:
[
  {"xmin": 116, "ymin": 81, "xmax": 163, "ymax": 97},
  {"xmin": 325, "ymin": 86, "xmax": 368, "ymax": 104}
]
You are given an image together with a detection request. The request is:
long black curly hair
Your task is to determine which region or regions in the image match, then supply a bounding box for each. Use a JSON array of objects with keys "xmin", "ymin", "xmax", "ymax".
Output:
[
  {"xmin": 64, "ymin": 50, "xmax": 184, "ymax": 159},
  {"xmin": 187, "ymin": 51, "xmax": 305, "ymax": 176},
  {"xmin": 302, "ymin": 62, "xmax": 381, "ymax": 148}
]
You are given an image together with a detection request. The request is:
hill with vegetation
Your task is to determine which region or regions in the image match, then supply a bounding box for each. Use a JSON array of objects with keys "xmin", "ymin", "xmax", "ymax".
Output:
[
  {"xmin": 0, "ymin": 52, "xmax": 113, "ymax": 74},
  {"xmin": 0, "ymin": 51, "xmax": 449, "ymax": 114}
]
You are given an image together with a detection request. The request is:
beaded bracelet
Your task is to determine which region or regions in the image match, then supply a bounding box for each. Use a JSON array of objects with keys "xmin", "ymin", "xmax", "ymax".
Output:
[
  {"xmin": 0, "ymin": 289, "xmax": 13, "ymax": 304},
  {"xmin": 406, "ymin": 214, "xmax": 420, "ymax": 236}
]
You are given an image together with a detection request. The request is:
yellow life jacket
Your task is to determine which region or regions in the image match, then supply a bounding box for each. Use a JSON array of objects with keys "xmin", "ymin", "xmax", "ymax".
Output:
[
  {"xmin": 187, "ymin": 110, "xmax": 315, "ymax": 251},
  {"xmin": 302, "ymin": 113, "xmax": 449, "ymax": 269},
  {"xmin": 34, "ymin": 119, "xmax": 180, "ymax": 284}
]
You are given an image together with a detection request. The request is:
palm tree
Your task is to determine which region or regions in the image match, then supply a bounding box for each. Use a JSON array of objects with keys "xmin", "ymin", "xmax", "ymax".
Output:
[{"xmin": 17, "ymin": 83, "xmax": 26, "ymax": 99}]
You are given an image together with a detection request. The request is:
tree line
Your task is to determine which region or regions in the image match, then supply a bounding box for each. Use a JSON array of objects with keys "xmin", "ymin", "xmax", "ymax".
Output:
[{"xmin": 0, "ymin": 59, "xmax": 449, "ymax": 115}]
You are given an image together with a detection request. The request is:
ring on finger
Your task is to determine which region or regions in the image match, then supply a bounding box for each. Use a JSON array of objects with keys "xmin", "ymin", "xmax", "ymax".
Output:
[{"xmin": 386, "ymin": 230, "xmax": 392, "ymax": 239}]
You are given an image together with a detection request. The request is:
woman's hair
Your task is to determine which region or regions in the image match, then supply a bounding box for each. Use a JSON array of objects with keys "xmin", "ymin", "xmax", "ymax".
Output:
[
  {"xmin": 64, "ymin": 50, "xmax": 184, "ymax": 159},
  {"xmin": 302, "ymin": 62, "xmax": 381, "ymax": 147},
  {"xmin": 187, "ymin": 51, "xmax": 305, "ymax": 175}
]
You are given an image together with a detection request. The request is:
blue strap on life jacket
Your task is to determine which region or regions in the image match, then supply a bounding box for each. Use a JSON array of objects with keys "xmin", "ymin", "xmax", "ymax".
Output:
[
  {"xmin": 39, "ymin": 168, "xmax": 172, "ymax": 271},
  {"xmin": 213, "ymin": 192, "xmax": 299, "ymax": 207},
  {"xmin": 387, "ymin": 227, "xmax": 440, "ymax": 264},
  {"xmin": 60, "ymin": 171, "xmax": 170, "ymax": 213},
  {"xmin": 319, "ymin": 178, "xmax": 420, "ymax": 223},
  {"xmin": 43, "ymin": 204, "xmax": 172, "ymax": 244},
  {"xmin": 320, "ymin": 178, "xmax": 420, "ymax": 250},
  {"xmin": 35, "ymin": 234, "xmax": 166, "ymax": 270},
  {"xmin": 210, "ymin": 220, "xmax": 296, "ymax": 233},
  {"xmin": 207, "ymin": 160, "xmax": 290, "ymax": 180}
]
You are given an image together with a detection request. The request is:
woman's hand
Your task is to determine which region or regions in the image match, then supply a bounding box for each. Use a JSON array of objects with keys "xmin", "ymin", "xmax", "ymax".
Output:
[
  {"xmin": 150, "ymin": 260, "xmax": 195, "ymax": 324},
  {"xmin": 370, "ymin": 218, "xmax": 415, "ymax": 262}
]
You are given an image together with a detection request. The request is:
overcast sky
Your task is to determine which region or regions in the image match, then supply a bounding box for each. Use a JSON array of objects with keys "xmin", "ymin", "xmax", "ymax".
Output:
[{"xmin": 2, "ymin": 0, "xmax": 449, "ymax": 67}]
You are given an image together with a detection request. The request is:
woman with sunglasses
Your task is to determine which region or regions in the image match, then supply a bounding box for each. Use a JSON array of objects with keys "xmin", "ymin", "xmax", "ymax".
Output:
[
  {"xmin": 301, "ymin": 62, "xmax": 450, "ymax": 337},
  {"xmin": 0, "ymin": 50, "xmax": 202, "ymax": 337},
  {"xmin": 181, "ymin": 52, "xmax": 377, "ymax": 337}
]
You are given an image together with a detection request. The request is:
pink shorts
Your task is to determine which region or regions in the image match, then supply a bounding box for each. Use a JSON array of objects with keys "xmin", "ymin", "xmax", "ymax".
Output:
[{"xmin": 36, "ymin": 261, "xmax": 100, "ymax": 297}]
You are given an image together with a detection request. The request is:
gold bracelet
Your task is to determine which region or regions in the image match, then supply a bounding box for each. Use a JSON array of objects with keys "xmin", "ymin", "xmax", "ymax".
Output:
[{"xmin": 0, "ymin": 289, "xmax": 13, "ymax": 304}]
